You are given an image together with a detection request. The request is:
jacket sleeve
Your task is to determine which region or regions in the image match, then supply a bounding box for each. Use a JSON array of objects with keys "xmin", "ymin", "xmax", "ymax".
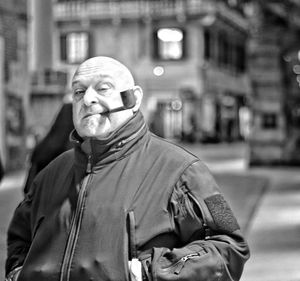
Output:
[
  {"xmin": 146, "ymin": 161, "xmax": 250, "ymax": 281},
  {"xmin": 5, "ymin": 186, "xmax": 34, "ymax": 276}
]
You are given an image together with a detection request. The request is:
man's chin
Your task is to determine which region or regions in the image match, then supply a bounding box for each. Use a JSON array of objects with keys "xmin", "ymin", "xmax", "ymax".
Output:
[
  {"xmin": 79, "ymin": 128, "xmax": 110, "ymax": 139},
  {"xmin": 78, "ymin": 116, "xmax": 110, "ymax": 138}
]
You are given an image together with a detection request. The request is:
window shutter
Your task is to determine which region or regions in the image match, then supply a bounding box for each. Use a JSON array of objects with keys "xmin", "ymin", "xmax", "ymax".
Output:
[
  {"xmin": 152, "ymin": 29, "xmax": 159, "ymax": 59},
  {"xmin": 60, "ymin": 34, "xmax": 67, "ymax": 61},
  {"xmin": 182, "ymin": 28, "xmax": 187, "ymax": 59}
]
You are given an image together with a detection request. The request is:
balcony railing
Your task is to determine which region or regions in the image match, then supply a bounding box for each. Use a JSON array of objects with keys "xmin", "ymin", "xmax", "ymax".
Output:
[
  {"xmin": 31, "ymin": 69, "xmax": 68, "ymax": 94},
  {"xmin": 53, "ymin": 0, "xmax": 216, "ymax": 21},
  {"xmin": 53, "ymin": 0, "xmax": 248, "ymax": 29}
]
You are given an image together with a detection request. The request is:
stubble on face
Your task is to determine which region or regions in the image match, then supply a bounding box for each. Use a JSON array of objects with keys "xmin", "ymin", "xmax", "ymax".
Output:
[
  {"xmin": 72, "ymin": 102, "xmax": 112, "ymax": 139},
  {"xmin": 80, "ymin": 113, "xmax": 109, "ymax": 137}
]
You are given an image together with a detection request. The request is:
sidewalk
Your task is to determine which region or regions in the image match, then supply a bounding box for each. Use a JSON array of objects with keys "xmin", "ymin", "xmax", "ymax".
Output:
[
  {"xmin": 0, "ymin": 169, "xmax": 26, "ymax": 191},
  {"xmin": 240, "ymin": 167, "xmax": 300, "ymax": 281}
]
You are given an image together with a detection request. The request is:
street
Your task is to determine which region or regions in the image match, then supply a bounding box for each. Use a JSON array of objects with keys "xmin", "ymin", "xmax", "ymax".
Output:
[
  {"xmin": 240, "ymin": 167, "xmax": 300, "ymax": 281},
  {"xmin": 0, "ymin": 142, "xmax": 300, "ymax": 281}
]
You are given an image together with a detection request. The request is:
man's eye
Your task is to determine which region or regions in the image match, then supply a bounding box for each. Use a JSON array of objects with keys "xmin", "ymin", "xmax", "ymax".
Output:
[
  {"xmin": 98, "ymin": 86, "xmax": 110, "ymax": 91},
  {"xmin": 95, "ymin": 83, "xmax": 112, "ymax": 93},
  {"xmin": 73, "ymin": 89, "xmax": 85, "ymax": 100},
  {"xmin": 96, "ymin": 87, "xmax": 111, "ymax": 95},
  {"xmin": 74, "ymin": 89, "xmax": 85, "ymax": 95}
]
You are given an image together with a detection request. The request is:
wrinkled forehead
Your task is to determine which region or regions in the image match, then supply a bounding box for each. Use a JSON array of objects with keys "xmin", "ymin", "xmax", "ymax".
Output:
[{"xmin": 72, "ymin": 57, "xmax": 135, "ymax": 88}]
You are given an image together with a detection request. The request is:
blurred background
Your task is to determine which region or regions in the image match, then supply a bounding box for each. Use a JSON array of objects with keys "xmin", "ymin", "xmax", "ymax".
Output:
[
  {"xmin": 0, "ymin": 0, "xmax": 300, "ymax": 280},
  {"xmin": 1, "ymin": 0, "xmax": 300, "ymax": 170}
]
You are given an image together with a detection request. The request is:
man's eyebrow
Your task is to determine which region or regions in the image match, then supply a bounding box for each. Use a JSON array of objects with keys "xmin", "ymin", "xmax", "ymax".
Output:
[
  {"xmin": 71, "ymin": 80, "xmax": 83, "ymax": 87},
  {"xmin": 95, "ymin": 77, "xmax": 115, "ymax": 87}
]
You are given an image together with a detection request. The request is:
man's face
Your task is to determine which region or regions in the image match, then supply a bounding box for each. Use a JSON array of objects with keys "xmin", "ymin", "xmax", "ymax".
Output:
[{"xmin": 72, "ymin": 58, "xmax": 135, "ymax": 139}]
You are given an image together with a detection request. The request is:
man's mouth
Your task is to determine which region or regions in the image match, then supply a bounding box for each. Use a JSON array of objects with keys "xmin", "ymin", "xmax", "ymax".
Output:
[{"xmin": 84, "ymin": 111, "xmax": 109, "ymax": 119}]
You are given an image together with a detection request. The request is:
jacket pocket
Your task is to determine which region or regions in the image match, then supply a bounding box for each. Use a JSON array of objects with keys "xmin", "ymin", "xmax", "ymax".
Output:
[
  {"xmin": 151, "ymin": 245, "xmax": 222, "ymax": 281},
  {"xmin": 170, "ymin": 250, "xmax": 207, "ymax": 275}
]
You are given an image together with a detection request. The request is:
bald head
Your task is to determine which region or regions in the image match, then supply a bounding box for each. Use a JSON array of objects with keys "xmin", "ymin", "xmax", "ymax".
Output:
[
  {"xmin": 71, "ymin": 56, "xmax": 143, "ymax": 139},
  {"xmin": 72, "ymin": 56, "xmax": 135, "ymax": 91}
]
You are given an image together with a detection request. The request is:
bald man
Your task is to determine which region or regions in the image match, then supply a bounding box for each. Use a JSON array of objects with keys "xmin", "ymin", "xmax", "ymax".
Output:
[
  {"xmin": 5, "ymin": 57, "xmax": 249, "ymax": 281},
  {"xmin": 71, "ymin": 56, "xmax": 143, "ymax": 139}
]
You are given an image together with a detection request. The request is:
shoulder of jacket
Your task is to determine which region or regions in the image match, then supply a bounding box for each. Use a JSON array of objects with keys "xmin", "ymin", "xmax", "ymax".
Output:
[
  {"xmin": 35, "ymin": 149, "xmax": 74, "ymax": 180},
  {"xmin": 149, "ymin": 134, "xmax": 199, "ymax": 163},
  {"xmin": 30, "ymin": 149, "xmax": 74, "ymax": 200},
  {"xmin": 53, "ymin": 148, "xmax": 74, "ymax": 162}
]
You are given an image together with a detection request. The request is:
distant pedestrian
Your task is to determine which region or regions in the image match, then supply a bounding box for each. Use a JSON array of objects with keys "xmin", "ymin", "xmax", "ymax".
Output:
[{"xmin": 23, "ymin": 99, "xmax": 74, "ymax": 194}]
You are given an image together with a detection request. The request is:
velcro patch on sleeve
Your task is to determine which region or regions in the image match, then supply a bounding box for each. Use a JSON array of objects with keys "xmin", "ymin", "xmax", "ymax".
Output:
[{"xmin": 204, "ymin": 194, "xmax": 240, "ymax": 233}]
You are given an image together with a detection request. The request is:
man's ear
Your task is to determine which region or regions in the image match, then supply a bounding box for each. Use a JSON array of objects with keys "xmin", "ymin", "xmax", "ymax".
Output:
[{"xmin": 132, "ymin": 86, "xmax": 143, "ymax": 112}]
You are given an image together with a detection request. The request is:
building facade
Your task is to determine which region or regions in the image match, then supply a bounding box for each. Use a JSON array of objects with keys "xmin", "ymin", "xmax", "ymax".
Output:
[
  {"xmin": 247, "ymin": 0, "xmax": 300, "ymax": 165},
  {"xmin": 0, "ymin": 0, "xmax": 29, "ymax": 170},
  {"xmin": 26, "ymin": 0, "xmax": 300, "ymax": 166},
  {"xmin": 36, "ymin": 0, "xmax": 250, "ymax": 143},
  {"xmin": 28, "ymin": 0, "xmax": 68, "ymax": 143}
]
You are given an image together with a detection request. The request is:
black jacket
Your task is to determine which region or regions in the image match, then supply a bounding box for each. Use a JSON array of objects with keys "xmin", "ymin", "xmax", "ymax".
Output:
[{"xmin": 6, "ymin": 112, "xmax": 249, "ymax": 281}]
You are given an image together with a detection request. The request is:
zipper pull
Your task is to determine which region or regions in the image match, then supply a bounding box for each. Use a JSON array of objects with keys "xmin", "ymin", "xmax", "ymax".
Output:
[
  {"xmin": 173, "ymin": 256, "xmax": 188, "ymax": 275},
  {"xmin": 173, "ymin": 253, "xmax": 201, "ymax": 275},
  {"xmin": 86, "ymin": 155, "xmax": 92, "ymax": 173}
]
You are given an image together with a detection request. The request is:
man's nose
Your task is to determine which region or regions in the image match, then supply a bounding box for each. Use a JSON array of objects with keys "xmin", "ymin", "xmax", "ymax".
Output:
[{"xmin": 83, "ymin": 86, "xmax": 99, "ymax": 106}]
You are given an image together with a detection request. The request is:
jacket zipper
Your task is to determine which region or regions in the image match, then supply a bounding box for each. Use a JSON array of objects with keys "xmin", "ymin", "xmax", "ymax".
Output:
[
  {"xmin": 173, "ymin": 250, "xmax": 206, "ymax": 275},
  {"xmin": 187, "ymin": 192, "xmax": 211, "ymax": 239},
  {"xmin": 59, "ymin": 156, "xmax": 92, "ymax": 281}
]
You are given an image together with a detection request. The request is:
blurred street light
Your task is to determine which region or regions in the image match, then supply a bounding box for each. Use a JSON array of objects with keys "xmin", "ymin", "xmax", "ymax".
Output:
[{"xmin": 153, "ymin": 66, "xmax": 164, "ymax": 77}]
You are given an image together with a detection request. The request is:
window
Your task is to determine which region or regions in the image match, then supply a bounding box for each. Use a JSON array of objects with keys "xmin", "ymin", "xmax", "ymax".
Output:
[
  {"xmin": 60, "ymin": 32, "xmax": 90, "ymax": 63},
  {"xmin": 204, "ymin": 29, "xmax": 211, "ymax": 60},
  {"xmin": 57, "ymin": 0, "xmax": 81, "ymax": 2},
  {"xmin": 236, "ymin": 43, "xmax": 246, "ymax": 72},
  {"xmin": 215, "ymin": 30, "xmax": 247, "ymax": 73},
  {"xmin": 218, "ymin": 32, "xmax": 229, "ymax": 66},
  {"xmin": 153, "ymin": 28, "xmax": 186, "ymax": 60},
  {"xmin": 262, "ymin": 113, "xmax": 277, "ymax": 129}
]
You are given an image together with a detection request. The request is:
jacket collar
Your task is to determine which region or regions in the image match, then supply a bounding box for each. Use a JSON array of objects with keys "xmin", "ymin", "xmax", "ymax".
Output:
[{"xmin": 70, "ymin": 111, "xmax": 147, "ymax": 172}]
